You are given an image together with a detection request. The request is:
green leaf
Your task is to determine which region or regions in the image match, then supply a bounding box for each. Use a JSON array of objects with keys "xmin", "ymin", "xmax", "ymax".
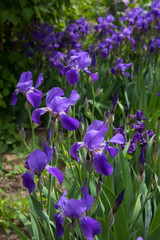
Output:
[
  {"xmin": 18, "ymin": 212, "xmax": 33, "ymax": 238},
  {"xmin": 39, "ymin": 5, "xmax": 50, "ymax": 13},
  {"xmin": 0, "ymin": 99, "xmax": 7, "ymax": 108},
  {"xmin": 29, "ymin": 195, "xmax": 49, "ymax": 223},
  {"xmin": 148, "ymin": 204, "xmax": 160, "ymax": 236},
  {"xmin": 146, "ymin": 224, "xmax": 160, "ymax": 240},
  {"xmin": 97, "ymin": 217, "xmax": 110, "ymax": 240},
  {"xmin": 9, "ymin": 221, "xmax": 30, "ymax": 240},
  {"xmin": 102, "ymin": 184, "xmax": 129, "ymax": 240},
  {"xmin": 22, "ymin": 8, "xmax": 34, "ymax": 22}
]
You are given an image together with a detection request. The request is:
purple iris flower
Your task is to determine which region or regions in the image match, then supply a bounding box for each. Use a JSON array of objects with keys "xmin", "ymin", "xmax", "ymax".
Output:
[
  {"xmin": 70, "ymin": 120, "xmax": 125, "ymax": 176},
  {"xmin": 21, "ymin": 141, "xmax": 63, "ymax": 194},
  {"xmin": 110, "ymin": 59, "xmax": 132, "ymax": 78},
  {"xmin": 129, "ymin": 110, "xmax": 147, "ymax": 120},
  {"xmin": 54, "ymin": 186, "xmax": 101, "ymax": 239},
  {"xmin": 10, "ymin": 71, "xmax": 44, "ymax": 108},
  {"xmin": 32, "ymin": 87, "xmax": 80, "ymax": 131},
  {"xmin": 63, "ymin": 51, "xmax": 98, "ymax": 86}
]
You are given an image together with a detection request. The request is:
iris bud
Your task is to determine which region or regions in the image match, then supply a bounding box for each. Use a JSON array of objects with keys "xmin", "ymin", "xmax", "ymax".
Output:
[
  {"xmin": 18, "ymin": 121, "xmax": 25, "ymax": 141},
  {"xmin": 86, "ymin": 153, "xmax": 94, "ymax": 174},
  {"xmin": 96, "ymin": 175, "xmax": 102, "ymax": 197}
]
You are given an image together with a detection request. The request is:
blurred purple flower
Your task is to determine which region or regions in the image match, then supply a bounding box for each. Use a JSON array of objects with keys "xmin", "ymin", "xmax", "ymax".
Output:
[
  {"xmin": 110, "ymin": 59, "xmax": 132, "ymax": 78},
  {"xmin": 32, "ymin": 87, "xmax": 79, "ymax": 131},
  {"xmin": 10, "ymin": 71, "xmax": 44, "ymax": 108},
  {"xmin": 21, "ymin": 141, "xmax": 63, "ymax": 194},
  {"xmin": 70, "ymin": 120, "xmax": 125, "ymax": 176},
  {"xmin": 54, "ymin": 187, "xmax": 101, "ymax": 239},
  {"xmin": 129, "ymin": 110, "xmax": 147, "ymax": 120}
]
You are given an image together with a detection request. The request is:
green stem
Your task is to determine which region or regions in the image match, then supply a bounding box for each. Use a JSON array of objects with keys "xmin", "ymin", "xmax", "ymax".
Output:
[
  {"xmin": 68, "ymin": 136, "xmax": 75, "ymax": 178},
  {"xmin": 107, "ymin": 226, "xmax": 111, "ymax": 240},
  {"xmin": 28, "ymin": 110, "xmax": 35, "ymax": 150},
  {"xmin": 40, "ymin": 190, "xmax": 43, "ymax": 208},
  {"xmin": 91, "ymin": 84, "xmax": 95, "ymax": 123}
]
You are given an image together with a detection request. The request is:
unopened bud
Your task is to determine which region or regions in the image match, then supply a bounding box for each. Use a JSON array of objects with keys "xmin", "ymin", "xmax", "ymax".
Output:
[
  {"xmin": 95, "ymin": 87, "xmax": 102, "ymax": 97},
  {"xmin": 68, "ymin": 219, "xmax": 77, "ymax": 233},
  {"xmin": 137, "ymin": 172, "xmax": 145, "ymax": 186},
  {"xmin": 57, "ymin": 126, "xmax": 63, "ymax": 142},
  {"xmin": 18, "ymin": 121, "xmax": 25, "ymax": 141},
  {"xmin": 50, "ymin": 118, "xmax": 58, "ymax": 135},
  {"xmin": 96, "ymin": 175, "xmax": 102, "ymax": 197},
  {"xmin": 112, "ymin": 189, "xmax": 125, "ymax": 214},
  {"xmin": 107, "ymin": 209, "xmax": 114, "ymax": 227},
  {"xmin": 84, "ymin": 96, "xmax": 88, "ymax": 110},
  {"xmin": 53, "ymin": 143, "xmax": 58, "ymax": 162},
  {"xmin": 86, "ymin": 153, "xmax": 94, "ymax": 174},
  {"xmin": 153, "ymin": 143, "xmax": 160, "ymax": 165},
  {"xmin": 68, "ymin": 106, "xmax": 72, "ymax": 117},
  {"xmin": 37, "ymin": 175, "xmax": 44, "ymax": 191},
  {"xmin": 46, "ymin": 128, "xmax": 52, "ymax": 147},
  {"xmin": 139, "ymin": 147, "xmax": 145, "ymax": 176},
  {"xmin": 79, "ymin": 114, "xmax": 84, "ymax": 135},
  {"xmin": 110, "ymin": 91, "xmax": 118, "ymax": 114},
  {"xmin": 153, "ymin": 172, "xmax": 157, "ymax": 190},
  {"xmin": 25, "ymin": 101, "xmax": 32, "ymax": 111}
]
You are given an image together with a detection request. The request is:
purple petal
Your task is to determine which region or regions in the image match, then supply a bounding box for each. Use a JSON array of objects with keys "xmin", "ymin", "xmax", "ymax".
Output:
[
  {"xmin": 45, "ymin": 166, "xmax": 64, "ymax": 185},
  {"xmin": 26, "ymin": 89, "xmax": 43, "ymax": 108},
  {"xmin": 83, "ymin": 130, "xmax": 105, "ymax": 150},
  {"xmin": 19, "ymin": 71, "xmax": 32, "ymax": 83},
  {"xmin": 46, "ymin": 87, "xmax": 64, "ymax": 106},
  {"xmin": 86, "ymin": 120, "xmax": 108, "ymax": 133},
  {"xmin": 125, "ymin": 72, "xmax": 130, "ymax": 78},
  {"xmin": 77, "ymin": 52, "xmax": 91, "ymax": 69},
  {"xmin": 66, "ymin": 69, "xmax": 79, "ymax": 85},
  {"xmin": 93, "ymin": 151, "xmax": 113, "ymax": 176},
  {"xmin": 43, "ymin": 141, "xmax": 53, "ymax": 164},
  {"xmin": 48, "ymin": 96, "xmax": 70, "ymax": 114},
  {"xmin": 64, "ymin": 198, "xmax": 87, "ymax": 218},
  {"xmin": 54, "ymin": 212, "xmax": 65, "ymax": 238},
  {"xmin": 105, "ymin": 145, "xmax": 119, "ymax": 158},
  {"xmin": 35, "ymin": 73, "xmax": 44, "ymax": 88},
  {"xmin": 54, "ymin": 191, "xmax": 68, "ymax": 210},
  {"xmin": 21, "ymin": 171, "xmax": 35, "ymax": 194},
  {"xmin": 10, "ymin": 90, "xmax": 19, "ymax": 105},
  {"xmin": 27, "ymin": 149, "xmax": 48, "ymax": 171},
  {"xmin": 70, "ymin": 142, "xmax": 85, "ymax": 161},
  {"xmin": 32, "ymin": 108, "xmax": 47, "ymax": 125},
  {"xmin": 81, "ymin": 187, "xmax": 94, "ymax": 211},
  {"xmin": 108, "ymin": 133, "xmax": 125, "ymax": 145},
  {"xmin": 59, "ymin": 113, "xmax": 79, "ymax": 130},
  {"xmin": 69, "ymin": 90, "xmax": 79, "ymax": 105},
  {"xmin": 17, "ymin": 81, "xmax": 33, "ymax": 92},
  {"xmin": 79, "ymin": 214, "xmax": 101, "ymax": 240},
  {"xmin": 84, "ymin": 69, "xmax": 98, "ymax": 82}
]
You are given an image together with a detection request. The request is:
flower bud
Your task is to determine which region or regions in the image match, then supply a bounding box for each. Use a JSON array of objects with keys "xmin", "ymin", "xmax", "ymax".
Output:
[
  {"xmin": 153, "ymin": 172, "xmax": 157, "ymax": 190},
  {"xmin": 53, "ymin": 143, "xmax": 58, "ymax": 162},
  {"xmin": 96, "ymin": 175, "xmax": 102, "ymax": 197},
  {"xmin": 137, "ymin": 172, "xmax": 145, "ymax": 186},
  {"xmin": 95, "ymin": 87, "xmax": 102, "ymax": 97},
  {"xmin": 139, "ymin": 147, "xmax": 145, "ymax": 176},
  {"xmin": 84, "ymin": 96, "xmax": 88, "ymax": 110},
  {"xmin": 153, "ymin": 143, "xmax": 160, "ymax": 165},
  {"xmin": 37, "ymin": 175, "xmax": 44, "ymax": 191},
  {"xmin": 68, "ymin": 106, "xmax": 72, "ymax": 117},
  {"xmin": 107, "ymin": 209, "xmax": 114, "ymax": 227},
  {"xmin": 46, "ymin": 128, "xmax": 52, "ymax": 147},
  {"xmin": 86, "ymin": 153, "xmax": 94, "ymax": 174},
  {"xmin": 68, "ymin": 219, "xmax": 77, "ymax": 233},
  {"xmin": 79, "ymin": 114, "xmax": 84, "ymax": 135},
  {"xmin": 18, "ymin": 120, "xmax": 25, "ymax": 141},
  {"xmin": 25, "ymin": 101, "xmax": 32, "ymax": 111},
  {"xmin": 50, "ymin": 118, "xmax": 58, "ymax": 135},
  {"xmin": 110, "ymin": 91, "xmax": 118, "ymax": 114},
  {"xmin": 112, "ymin": 189, "xmax": 125, "ymax": 214}
]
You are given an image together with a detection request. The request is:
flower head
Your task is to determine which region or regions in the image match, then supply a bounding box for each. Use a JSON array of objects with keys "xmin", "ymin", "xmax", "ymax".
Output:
[
  {"xmin": 54, "ymin": 187, "xmax": 101, "ymax": 239},
  {"xmin": 21, "ymin": 141, "xmax": 63, "ymax": 194},
  {"xmin": 70, "ymin": 120, "xmax": 125, "ymax": 176},
  {"xmin": 32, "ymin": 87, "xmax": 79, "ymax": 131},
  {"xmin": 10, "ymin": 71, "xmax": 44, "ymax": 108}
]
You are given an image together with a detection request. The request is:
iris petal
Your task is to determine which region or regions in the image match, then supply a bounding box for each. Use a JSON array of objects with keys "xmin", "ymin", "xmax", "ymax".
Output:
[
  {"xmin": 59, "ymin": 113, "xmax": 79, "ymax": 130},
  {"xmin": 32, "ymin": 108, "xmax": 47, "ymax": 125},
  {"xmin": 21, "ymin": 171, "xmax": 35, "ymax": 194},
  {"xmin": 54, "ymin": 212, "xmax": 66, "ymax": 238},
  {"xmin": 93, "ymin": 151, "xmax": 113, "ymax": 176},
  {"xmin": 45, "ymin": 166, "xmax": 64, "ymax": 185}
]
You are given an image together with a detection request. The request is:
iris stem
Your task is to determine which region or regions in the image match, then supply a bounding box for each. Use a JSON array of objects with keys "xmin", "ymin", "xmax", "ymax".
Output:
[
  {"xmin": 91, "ymin": 84, "xmax": 95, "ymax": 123},
  {"xmin": 28, "ymin": 110, "xmax": 35, "ymax": 150}
]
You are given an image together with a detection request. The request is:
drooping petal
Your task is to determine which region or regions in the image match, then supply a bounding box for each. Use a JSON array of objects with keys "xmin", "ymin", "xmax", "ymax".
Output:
[
  {"xmin": 104, "ymin": 145, "xmax": 119, "ymax": 158},
  {"xmin": 45, "ymin": 166, "xmax": 64, "ymax": 185},
  {"xmin": 79, "ymin": 214, "xmax": 101, "ymax": 240},
  {"xmin": 107, "ymin": 133, "xmax": 125, "ymax": 145},
  {"xmin": 35, "ymin": 73, "xmax": 44, "ymax": 88},
  {"xmin": 48, "ymin": 96, "xmax": 70, "ymax": 114},
  {"xmin": 64, "ymin": 198, "xmax": 87, "ymax": 218},
  {"xmin": 46, "ymin": 87, "xmax": 64, "ymax": 107},
  {"xmin": 81, "ymin": 187, "xmax": 94, "ymax": 211},
  {"xmin": 84, "ymin": 69, "xmax": 98, "ymax": 82},
  {"xmin": 19, "ymin": 71, "xmax": 32, "ymax": 83},
  {"xmin": 21, "ymin": 171, "xmax": 35, "ymax": 194},
  {"xmin": 54, "ymin": 212, "xmax": 66, "ymax": 238},
  {"xmin": 83, "ymin": 130, "xmax": 105, "ymax": 150},
  {"xmin": 43, "ymin": 141, "xmax": 53, "ymax": 164},
  {"xmin": 26, "ymin": 89, "xmax": 43, "ymax": 108},
  {"xmin": 27, "ymin": 149, "xmax": 48, "ymax": 171},
  {"xmin": 86, "ymin": 120, "xmax": 108, "ymax": 133},
  {"xmin": 32, "ymin": 108, "xmax": 48, "ymax": 125},
  {"xmin": 59, "ymin": 112, "xmax": 79, "ymax": 130},
  {"xmin": 70, "ymin": 142, "xmax": 85, "ymax": 161},
  {"xmin": 54, "ymin": 191, "xmax": 68, "ymax": 211},
  {"xmin": 10, "ymin": 90, "xmax": 19, "ymax": 105},
  {"xmin": 93, "ymin": 151, "xmax": 113, "ymax": 176},
  {"xmin": 69, "ymin": 90, "xmax": 79, "ymax": 105},
  {"xmin": 66, "ymin": 69, "xmax": 79, "ymax": 85}
]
